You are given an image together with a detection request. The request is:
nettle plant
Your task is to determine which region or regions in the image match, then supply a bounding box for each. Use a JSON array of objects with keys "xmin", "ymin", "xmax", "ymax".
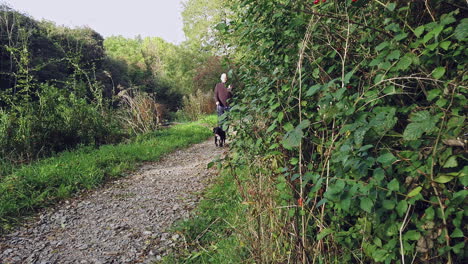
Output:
[{"xmin": 221, "ymin": 0, "xmax": 466, "ymax": 263}]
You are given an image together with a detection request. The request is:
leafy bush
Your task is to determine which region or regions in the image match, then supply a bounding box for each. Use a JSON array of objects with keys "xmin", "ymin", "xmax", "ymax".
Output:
[
  {"xmin": 215, "ymin": 0, "xmax": 467, "ymax": 263},
  {"xmin": 0, "ymin": 83, "xmax": 124, "ymax": 169}
]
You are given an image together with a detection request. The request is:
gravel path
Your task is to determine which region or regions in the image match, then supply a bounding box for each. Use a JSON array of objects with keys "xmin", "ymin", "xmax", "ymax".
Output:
[{"xmin": 0, "ymin": 139, "xmax": 225, "ymax": 264}]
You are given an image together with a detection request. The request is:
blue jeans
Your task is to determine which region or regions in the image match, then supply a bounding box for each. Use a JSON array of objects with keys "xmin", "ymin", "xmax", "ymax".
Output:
[
  {"xmin": 217, "ymin": 105, "xmax": 230, "ymax": 130},
  {"xmin": 217, "ymin": 105, "xmax": 230, "ymax": 116}
]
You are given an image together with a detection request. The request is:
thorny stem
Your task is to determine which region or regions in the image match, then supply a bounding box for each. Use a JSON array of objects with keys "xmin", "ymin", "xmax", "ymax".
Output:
[
  {"xmin": 428, "ymin": 84, "xmax": 459, "ymax": 264},
  {"xmin": 341, "ymin": 10, "xmax": 350, "ymax": 89},
  {"xmin": 399, "ymin": 204, "xmax": 413, "ymax": 264}
]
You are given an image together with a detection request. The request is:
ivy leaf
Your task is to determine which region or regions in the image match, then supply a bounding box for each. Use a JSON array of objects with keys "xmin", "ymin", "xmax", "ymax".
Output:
[
  {"xmin": 282, "ymin": 120, "xmax": 310, "ymax": 150},
  {"xmin": 382, "ymin": 200, "xmax": 395, "ymax": 210},
  {"xmin": 340, "ymin": 197, "xmax": 351, "ymax": 212},
  {"xmin": 306, "ymin": 84, "xmax": 321, "ymax": 96},
  {"xmin": 433, "ymin": 175, "xmax": 454, "ymax": 184},
  {"xmin": 354, "ymin": 126, "xmax": 370, "ymax": 147},
  {"xmin": 436, "ymin": 98, "xmax": 448, "ymax": 108},
  {"xmin": 403, "ymin": 111, "xmax": 438, "ymax": 140},
  {"xmin": 432, "ymin": 67, "xmax": 446, "ymax": 79},
  {"xmin": 372, "ymin": 249, "xmax": 388, "ymax": 262},
  {"xmin": 278, "ymin": 112, "xmax": 284, "ymax": 122},
  {"xmin": 297, "ymin": 120, "xmax": 310, "ymax": 130},
  {"xmin": 407, "ymin": 186, "xmax": 422, "ymax": 197},
  {"xmin": 373, "ymin": 168, "xmax": 385, "ymax": 183},
  {"xmin": 450, "ymin": 228, "xmax": 464, "ymax": 238},
  {"xmin": 395, "ymin": 55, "xmax": 412, "ymax": 70},
  {"xmin": 443, "ymin": 156, "xmax": 458, "ymax": 168},
  {"xmin": 369, "ymin": 58, "xmax": 382, "ymax": 67},
  {"xmin": 427, "ymin": 89, "xmax": 441, "ymax": 101},
  {"xmin": 414, "ymin": 25, "xmax": 425, "ymax": 37},
  {"xmin": 431, "ymin": 25, "xmax": 444, "ymax": 38},
  {"xmin": 377, "ymin": 153, "xmax": 396, "ymax": 166},
  {"xmin": 344, "ymin": 71, "xmax": 354, "ymax": 84},
  {"xmin": 454, "ymin": 18, "xmax": 468, "ymax": 41},
  {"xmin": 317, "ymin": 228, "xmax": 334, "ymax": 240},
  {"xmin": 376, "ymin": 41, "xmax": 389, "ymax": 52},
  {"xmin": 360, "ymin": 197, "xmax": 373, "ymax": 213},
  {"xmin": 282, "ymin": 129, "xmax": 303, "ymax": 150},
  {"xmin": 424, "ymin": 207, "xmax": 435, "ymax": 221},
  {"xmin": 396, "ymin": 200, "xmax": 408, "ymax": 217},
  {"xmin": 387, "ymin": 179, "xmax": 399, "ymax": 191},
  {"xmin": 462, "ymin": 174, "xmax": 468, "ymax": 186},
  {"xmin": 440, "ymin": 13, "xmax": 457, "ymax": 26},
  {"xmin": 386, "ymin": 50, "xmax": 400, "ymax": 61},
  {"xmin": 404, "ymin": 230, "xmax": 420, "ymax": 241},
  {"xmin": 439, "ymin": 41, "xmax": 451, "ymax": 51},
  {"xmin": 386, "ymin": 3, "xmax": 396, "ymax": 11},
  {"xmin": 284, "ymin": 123, "xmax": 294, "ymax": 132},
  {"xmin": 394, "ymin": 33, "xmax": 408, "ymax": 41}
]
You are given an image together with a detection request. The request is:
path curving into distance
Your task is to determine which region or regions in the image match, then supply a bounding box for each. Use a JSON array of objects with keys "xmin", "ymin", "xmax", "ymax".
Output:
[{"xmin": 0, "ymin": 139, "xmax": 225, "ymax": 264}]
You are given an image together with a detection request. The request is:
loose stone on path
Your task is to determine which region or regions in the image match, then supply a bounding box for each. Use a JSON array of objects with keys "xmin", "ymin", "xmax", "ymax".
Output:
[{"xmin": 0, "ymin": 139, "xmax": 224, "ymax": 264}]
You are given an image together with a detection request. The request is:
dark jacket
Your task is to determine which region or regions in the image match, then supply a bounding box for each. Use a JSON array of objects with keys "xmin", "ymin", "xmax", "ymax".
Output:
[{"xmin": 214, "ymin": 82, "xmax": 232, "ymax": 107}]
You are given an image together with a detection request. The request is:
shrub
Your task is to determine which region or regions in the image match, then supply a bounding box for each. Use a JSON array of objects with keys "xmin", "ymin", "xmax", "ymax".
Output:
[
  {"xmin": 0, "ymin": 84, "xmax": 124, "ymax": 169},
  {"xmin": 216, "ymin": 1, "xmax": 467, "ymax": 263}
]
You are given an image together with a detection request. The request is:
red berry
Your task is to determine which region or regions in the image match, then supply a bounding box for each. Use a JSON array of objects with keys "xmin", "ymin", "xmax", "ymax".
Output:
[
  {"xmin": 323, "ymin": 0, "xmax": 326, "ymax": 2},
  {"xmin": 352, "ymin": 0, "xmax": 357, "ymax": 2},
  {"xmin": 347, "ymin": 85, "xmax": 352, "ymax": 89},
  {"xmin": 298, "ymin": 198, "xmax": 303, "ymax": 207},
  {"xmin": 314, "ymin": 0, "xmax": 319, "ymax": 4}
]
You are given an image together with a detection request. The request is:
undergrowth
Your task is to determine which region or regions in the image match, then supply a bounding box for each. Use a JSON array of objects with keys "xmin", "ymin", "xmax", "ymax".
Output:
[
  {"xmin": 0, "ymin": 115, "xmax": 216, "ymax": 232},
  {"xmin": 211, "ymin": 0, "xmax": 467, "ymax": 263},
  {"xmin": 162, "ymin": 166, "xmax": 249, "ymax": 264}
]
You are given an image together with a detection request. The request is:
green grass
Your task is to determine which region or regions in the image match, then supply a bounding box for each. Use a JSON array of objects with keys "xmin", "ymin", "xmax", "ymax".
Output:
[
  {"xmin": 0, "ymin": 115, "xmax": 217, "ymax": 232},
  {"xmin": 162, "ymin": 167, "xmax": 249, "ymax": 264}
]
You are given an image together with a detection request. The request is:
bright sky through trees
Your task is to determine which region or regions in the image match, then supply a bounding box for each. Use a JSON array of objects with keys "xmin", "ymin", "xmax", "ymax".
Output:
[{"xmin": 3, "ymin": 0, "xmax": 186, "ymax": 44}]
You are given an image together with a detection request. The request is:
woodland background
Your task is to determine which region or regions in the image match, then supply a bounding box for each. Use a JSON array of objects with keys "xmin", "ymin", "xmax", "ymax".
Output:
[{"xmin": 1, "ymin": 0, "xmax": 467, "ymax": 263}]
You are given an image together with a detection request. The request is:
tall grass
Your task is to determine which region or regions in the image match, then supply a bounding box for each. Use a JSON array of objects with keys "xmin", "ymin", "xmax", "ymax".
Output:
[
  {"xmin": 182, "ymin": 89, "xmax": 216, "ymax": 121},
  {"xmin": 117, "ymin": 89, "xmax": 166, "ymax": 135},
  {"xmin": 163, "ymin": 154, "xmax": 298, "ymax": 263},
  {"xmin": 163, "ymin": 166, "xmax": 249, "ymax": 263},
  {"xmin": 0, "ymin": 115, "xmax": 217, "ymax": 232}
]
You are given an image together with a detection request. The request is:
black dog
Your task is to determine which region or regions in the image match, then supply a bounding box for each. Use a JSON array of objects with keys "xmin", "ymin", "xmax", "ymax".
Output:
[{"xmin": 213, "ymin": 127, "xmax": 226, "ymax": 147}]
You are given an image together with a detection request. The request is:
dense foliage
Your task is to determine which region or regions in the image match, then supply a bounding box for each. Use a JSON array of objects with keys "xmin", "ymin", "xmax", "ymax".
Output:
[
  {"xmin": 0, "ymin": 3, "xmax": 226, "ymax": 167},
  {"xmin": 0, "ymin": 5, "xmax": 124, "ymax": 165},
  {"xmin": 217, "ymin": 0, "xmax": 467, "ymax": 263}
]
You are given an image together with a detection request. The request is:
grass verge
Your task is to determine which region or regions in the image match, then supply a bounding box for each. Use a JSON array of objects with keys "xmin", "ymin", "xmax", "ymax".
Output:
[
  {"xmin": 0, "ymin": 115, "xmax": 217, "ymax": 232},
  {"xmin": 162, "ymin": 166, "xmax": 249, "ymax": 264}
]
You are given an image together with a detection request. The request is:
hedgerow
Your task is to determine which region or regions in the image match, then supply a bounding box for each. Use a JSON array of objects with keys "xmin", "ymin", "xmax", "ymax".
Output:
[{"xmin": 218, "ymin": 0, "xmax": 467, "ymax": 263}]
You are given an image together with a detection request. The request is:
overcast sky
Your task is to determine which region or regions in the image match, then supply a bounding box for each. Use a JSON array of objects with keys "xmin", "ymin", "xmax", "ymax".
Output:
[{"xmin": 3, "ymin": 0, "xmax": 186, "ymax": 44}]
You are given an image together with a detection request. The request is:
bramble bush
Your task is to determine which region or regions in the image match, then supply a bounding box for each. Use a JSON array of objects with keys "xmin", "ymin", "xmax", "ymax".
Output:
[{"xmin": 217, "ymin": 0, "xmax": 467, "ymax": 263}]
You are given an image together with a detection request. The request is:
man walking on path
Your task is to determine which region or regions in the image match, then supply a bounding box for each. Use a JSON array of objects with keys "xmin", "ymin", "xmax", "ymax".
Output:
[{"xmin": 214, "ymin": 73, "xmax": 232, "ymax": 117}]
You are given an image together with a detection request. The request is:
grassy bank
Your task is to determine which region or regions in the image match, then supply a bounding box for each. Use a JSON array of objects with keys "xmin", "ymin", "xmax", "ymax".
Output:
[
  {"xmin": 162, "ymin": 165, "xmax": 249, "ymax": 264},
  {"xmin": 0, "ymin": 115, "xmax": 216, "ymax": 232}
]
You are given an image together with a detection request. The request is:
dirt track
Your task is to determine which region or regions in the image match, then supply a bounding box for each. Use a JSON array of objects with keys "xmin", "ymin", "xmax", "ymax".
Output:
[{"xmin": 0, "ymin": 139, "xmax": 225, "ymax": 264}]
